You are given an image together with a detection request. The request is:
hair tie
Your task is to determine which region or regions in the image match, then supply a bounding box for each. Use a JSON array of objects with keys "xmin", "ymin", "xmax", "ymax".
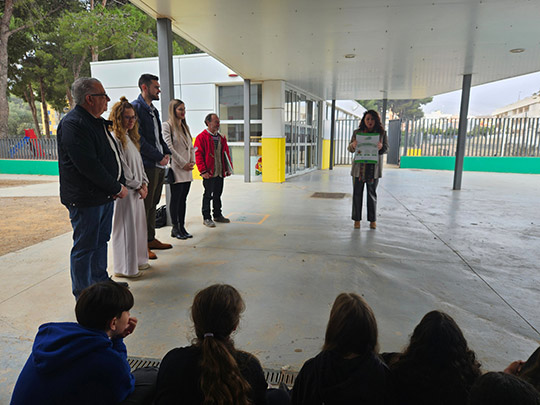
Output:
[{"xmin": 204, "ymin": 333, "xmax": 214, "ymax": 338}]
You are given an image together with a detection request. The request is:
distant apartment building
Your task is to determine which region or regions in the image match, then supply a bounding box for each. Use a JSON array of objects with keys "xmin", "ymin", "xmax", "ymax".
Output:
[{"xmin": 492, "ymin": 95, "xmax": 540, "ymax": 118}]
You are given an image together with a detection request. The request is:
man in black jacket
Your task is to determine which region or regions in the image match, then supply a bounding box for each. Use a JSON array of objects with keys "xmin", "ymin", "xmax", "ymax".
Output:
[
  {"xmin": 131, "ymin": 74, "xmax": 172, "ymax": 260},
  {"xmin": 57, "ymin": 77, "xmax": 128, "ymax": 298}
]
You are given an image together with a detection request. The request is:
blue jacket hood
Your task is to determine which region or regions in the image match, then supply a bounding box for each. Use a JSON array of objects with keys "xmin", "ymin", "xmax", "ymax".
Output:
[{"xmin": 32, "ymin": 322, "xmax": 112, "ymax": 374}]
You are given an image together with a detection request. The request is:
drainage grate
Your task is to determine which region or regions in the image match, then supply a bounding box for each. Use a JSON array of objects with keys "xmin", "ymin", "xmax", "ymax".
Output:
[
  {"xmin": 127, "ymin": 356, "xmax": 161, "ymax": 372},
  {"xmin": 127, "ymin": 357, "xmax": 297, "ymax": 387},
  {"xmin": 311, "ymin": 192, "xmax": 346, "ymax": 199},
  {"xmin": 263, "ymin": 368, "xmax": 298, "ymax": 387}
]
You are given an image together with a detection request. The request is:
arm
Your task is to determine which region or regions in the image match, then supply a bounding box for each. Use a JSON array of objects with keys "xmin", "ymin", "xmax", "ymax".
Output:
[
  {"xmin": 379, "ymin": 130, "xmax": 389, "ymax": 154},
  {"xmin": 163, "ymin": 122, "xmax": 189, "ymax": 169},
  {"xmin": 62, "ymin": 119, "xmax": 122, "ymax": 196},
  {"xmin": 348, "ymin": 131, "xmax": 358, "ymax": 153},
  {"xmin": 132, "ymin": 101, "xmax": 168, "ymax": 165},
  {"xmin": 194, "ymin": 135, "xmax": 208, "ymax": 176},
  {"xmin": 221, "ymin": 136, "xmax": 233, "ymax": 176}
]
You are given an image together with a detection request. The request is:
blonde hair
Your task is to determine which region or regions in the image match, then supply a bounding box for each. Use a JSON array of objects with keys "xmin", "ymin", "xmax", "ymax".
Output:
[
  {"xmin": 108, "ymin": 97, "xmax": 141, "ymax": 149},
  {"xmin": 167, "ymin": 99, "xmax": 191, "ymax": 142}
]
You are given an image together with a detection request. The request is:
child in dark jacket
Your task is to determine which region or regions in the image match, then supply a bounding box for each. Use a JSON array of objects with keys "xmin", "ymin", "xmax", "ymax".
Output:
[{"xmin": 291, "ymin": 293, "xmax": 393, "ymax": 405}]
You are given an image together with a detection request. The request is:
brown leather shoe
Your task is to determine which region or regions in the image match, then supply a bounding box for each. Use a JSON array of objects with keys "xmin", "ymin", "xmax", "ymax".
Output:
[
  {"xmin": 148, "ymin": 249, "xmax": 157, "ymax": 260},
  {"xmin": 148, "ymin": 238, "xmax": 173, "ymax": 250},
  {"xmin": 354, "ymin": 221, "xmax": 360, "ymax": 229},
  {"xmin": 370, "ymin": 221, "xmax": 377, "ymax": 229}
]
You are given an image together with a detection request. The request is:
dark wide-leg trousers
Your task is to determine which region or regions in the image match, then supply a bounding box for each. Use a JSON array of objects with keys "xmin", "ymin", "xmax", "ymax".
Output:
[{"xmin": 352, "ymin": 177, "xmax": 378, "ymax": 222}]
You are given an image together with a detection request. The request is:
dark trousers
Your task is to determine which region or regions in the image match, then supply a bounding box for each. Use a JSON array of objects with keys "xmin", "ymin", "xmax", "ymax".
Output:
[
  {"xmin": 144, "ymin": 167, "xmax": 165, "ymax": 242},
  {"xmin": 119, "ymin": 367, "xmax": 158, "ymax": 405},
  {"xmin": 352, "ymin": 177, "xmax": 378, "ymax": 222},
  {"xmin": 170, "ymin": 181, "xmax": 191, "ymax": 227},
  {"xmin": 202, "ymin": 176, "xmax": 224, "ymax": 220},
  {"xmin": 68, "ymin": 202, "xmax": 113, "ymax": 299}
]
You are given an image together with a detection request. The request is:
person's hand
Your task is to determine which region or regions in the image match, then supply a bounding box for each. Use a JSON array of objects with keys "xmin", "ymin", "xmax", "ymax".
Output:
[
  {"xmin": 351, "ymin": 139, "xmax": 358, "ymax": 149},
  {"xmin": 138, "ymin": 184, "xmax": 148, "ymax": 199},
  {"xmin": 377, "ymin": 141, "xmax": 383, "ymax": 150},
  {"xmin": 504, "ymin": 360, "xmax": 524, "ymax": 375},
  {"xmin": 159, "ymin": 155, "xmax": 170, "ymax": 166},
  {"xmin": 115, "ymin": 185, "xmax": 128, "ymax": 199},
  {"xmin": 119, "ymin": 317, "xmax": 138, "ymax": 339},
  {"xmin": 183, "ymin": 162, "xmax": 195, "ymax": 171},
  {"xmin": 201, "ymin": 172, "xmax": 211, "ymax": 179}
]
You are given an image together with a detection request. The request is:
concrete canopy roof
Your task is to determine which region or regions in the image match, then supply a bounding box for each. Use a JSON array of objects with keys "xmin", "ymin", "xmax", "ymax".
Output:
[{"xmin": 129, "ymin": 0, "xmax": 540, "ymax": 101}]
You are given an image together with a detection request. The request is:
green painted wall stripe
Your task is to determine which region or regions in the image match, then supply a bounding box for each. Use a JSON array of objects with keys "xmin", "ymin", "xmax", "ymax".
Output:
[
  {"xmin": 0, "ymin": 160, "xmax": 59, "ymax": 175},
  {"xmin": 400, "ymin": 156, "xmax": 540, "ymax": 174}
]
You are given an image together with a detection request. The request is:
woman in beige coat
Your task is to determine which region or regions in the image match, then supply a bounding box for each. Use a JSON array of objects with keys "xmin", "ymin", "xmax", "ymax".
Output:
[
  {"xmin": 348, "ymin": 110, "xmax": 388, "ymax": 230},
  {"xmin": 163, "ymin": 99, "xmax": 195, "ymax": 239}
]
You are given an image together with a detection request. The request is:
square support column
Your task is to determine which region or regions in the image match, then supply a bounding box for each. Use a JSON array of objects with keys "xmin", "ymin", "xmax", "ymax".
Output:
[
  {"xmin": 262, "ymin": 80, "xmax": 285, "ymax": 183},
  {"xmin": 157, "ymin": 18, "xmax": 174, "ymax": 121},
  {"xmin": 244, "ymin": 79, "xmax": 251, "ymax": 182}
]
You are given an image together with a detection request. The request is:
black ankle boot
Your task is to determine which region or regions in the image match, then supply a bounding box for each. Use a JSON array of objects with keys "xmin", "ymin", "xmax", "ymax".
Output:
[
  {"xmin": 181, "ymin": 226, "xmax": 193, "ymax": 238},
  {"xmin": 171, "ymin": 225, "xmax": 186, "ymax": 239}
]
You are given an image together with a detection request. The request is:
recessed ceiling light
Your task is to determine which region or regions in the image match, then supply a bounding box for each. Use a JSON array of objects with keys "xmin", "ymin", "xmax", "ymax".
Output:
[
  {"xmin": 344, "ymin": 54, "xmax": 356, "ymax": 59},
  {"xmin": 509, "ymin": 48, "xmax": 525, "ymax": 53}
]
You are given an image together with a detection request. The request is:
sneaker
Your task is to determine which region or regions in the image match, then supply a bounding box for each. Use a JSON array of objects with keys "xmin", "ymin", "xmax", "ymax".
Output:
[
  {"xmin": 138, "ymin": 263, "xmax": 151, "ymax": 270},
  {"xmin": 114, "ymin": 271, "xmax": 142, "ymax": 279},
  {"xmin": 203, "ymin": 218, "xmax": 216, "ymax": 228},
  {"xmin": 214, "ymin": 216, "xmax": 230, "ymax": 223}
]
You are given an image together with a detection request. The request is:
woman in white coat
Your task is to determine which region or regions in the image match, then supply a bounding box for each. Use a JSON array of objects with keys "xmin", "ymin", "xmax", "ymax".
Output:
[
  {"xmin": 162, "ymin": 99, "xmax": 195, "ymax": 239},
  {"xmin": 109, "ymin": 97, "xmax": 149, "ymax": 278}
]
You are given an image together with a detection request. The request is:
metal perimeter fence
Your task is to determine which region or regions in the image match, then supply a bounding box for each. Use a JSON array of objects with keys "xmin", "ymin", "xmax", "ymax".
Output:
[
  {"xmin": 0, "ymin": 137, "xmax": 58, "ymax": 160},
  {"xmin": 3, "ymin": 117, "xmax": 540, "ymax": 164},
  {"xmin": 334, "ymin": 116, "xmax": 540, "ymax": 165}
]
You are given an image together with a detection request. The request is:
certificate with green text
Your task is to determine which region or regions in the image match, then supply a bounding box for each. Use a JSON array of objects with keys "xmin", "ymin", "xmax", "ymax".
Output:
[{"xmin": 354, "ymin": 133, "xmax": 379, "ymax": 163}]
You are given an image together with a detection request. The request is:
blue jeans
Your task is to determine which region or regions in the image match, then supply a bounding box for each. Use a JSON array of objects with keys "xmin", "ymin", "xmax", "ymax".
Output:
[{"xmin": 68, "ymin": 203, "xmax": 114, "ymax": 298}]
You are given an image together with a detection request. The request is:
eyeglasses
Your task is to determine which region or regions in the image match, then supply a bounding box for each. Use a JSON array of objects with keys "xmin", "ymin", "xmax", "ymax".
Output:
[{"xmin": 90, "ymin": 93, "xmax": 110, "ymax": 99}]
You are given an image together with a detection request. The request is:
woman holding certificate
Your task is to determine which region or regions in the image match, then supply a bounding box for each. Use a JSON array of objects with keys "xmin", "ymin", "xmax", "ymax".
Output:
[{"xmin": 348, "ymin": 110, "xmax": 388, "ymax": 230}]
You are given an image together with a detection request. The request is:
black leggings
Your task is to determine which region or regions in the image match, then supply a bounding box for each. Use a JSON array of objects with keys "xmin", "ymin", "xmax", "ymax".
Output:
[{"xmin": 170, "ymin": 182, "xmax": 191, "ymax": 227}]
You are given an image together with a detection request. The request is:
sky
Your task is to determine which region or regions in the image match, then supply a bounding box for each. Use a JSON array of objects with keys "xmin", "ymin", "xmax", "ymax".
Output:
[{"xmin": 422, "ymin": 71, "xmax": 540, "ymax": 116}]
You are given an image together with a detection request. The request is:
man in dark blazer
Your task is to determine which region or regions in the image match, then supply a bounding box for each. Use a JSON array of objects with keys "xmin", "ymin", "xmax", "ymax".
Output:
[{"xmin": 131, "ymin": 74, "xmax": 172, "ymax": 260}]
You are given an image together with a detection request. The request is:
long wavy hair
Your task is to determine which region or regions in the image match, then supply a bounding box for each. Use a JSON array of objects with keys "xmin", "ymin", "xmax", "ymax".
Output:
[
  {"xmin": 167, "ymin": 99, "xmax": 191, "ymax": 141},
  {"xmin": 191, "ymin": 284, "xmax": 251, "ymax": 405},
  {"xmin": 358, "ymin": 109, "xmax": 385, "ymax": 134},
  {"xmin": 108, "ymin": 97, "xmax": 141, "ymax": 150},
  {"xmin": 392, "ymin": 310, "xmax": 482, "ymax": 403},
  {"xmin": 322, "ymin": 293, "xmax": 378, "ymax": 357}
]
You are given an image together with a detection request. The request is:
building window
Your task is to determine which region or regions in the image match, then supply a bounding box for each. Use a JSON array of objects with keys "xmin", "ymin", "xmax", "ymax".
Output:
[{"xmin": 218, "ymin": 84, "xmax": 262, "ymax": 142}]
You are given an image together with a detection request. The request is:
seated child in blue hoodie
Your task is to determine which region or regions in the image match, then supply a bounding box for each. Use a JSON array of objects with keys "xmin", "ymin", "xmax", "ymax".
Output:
[{"xmin": 11, "ymin": 281, "xmax": 148, "ymax": 405}]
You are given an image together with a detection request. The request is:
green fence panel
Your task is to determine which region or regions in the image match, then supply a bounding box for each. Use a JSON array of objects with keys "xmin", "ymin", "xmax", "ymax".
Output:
[
  {"xmin": 0, "ymin": 159, "xmax": 59, "ymax": 175},
  {"xmin": 400, "ymin": 156, "xmax": 540, "ymax": 174}
]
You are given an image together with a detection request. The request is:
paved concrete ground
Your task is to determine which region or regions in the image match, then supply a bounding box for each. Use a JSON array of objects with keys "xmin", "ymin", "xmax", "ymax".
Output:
[{"xmin": 1, "ymin": 167, "xmax": 540, "ymax": 402}]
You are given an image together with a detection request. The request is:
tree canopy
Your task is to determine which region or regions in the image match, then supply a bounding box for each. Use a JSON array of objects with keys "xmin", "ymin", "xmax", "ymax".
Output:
[
  {"xmin": 1, "ymin": 0, "xmax": 201, "ymax": 138},
  {"xmin": 357, "ymin": 98, "xmax": 433, "ymax": 120}
]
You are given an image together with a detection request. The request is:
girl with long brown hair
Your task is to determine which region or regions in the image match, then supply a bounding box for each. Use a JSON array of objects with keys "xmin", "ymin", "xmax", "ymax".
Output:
[
  {"xmin": 390, "ymin": 310, "xmax": 482, "ymax": 405},
  {"xmin": 291, "ymin": 293, "xmax": 392, "ymax": 404},
  {"xmin": 348, "ymin": 110, "xmax": 389, "ymax": 230},
  {"xmin": 109, "ymin": 97, "xmax": 149, "ymax": 278},
  {"xmin": 155, "ymin": 284, "xmax": 276, "ymax": 404},
  {"xmin": 162, "ymin": 99, "xmax": 195, "ymax": 240}
]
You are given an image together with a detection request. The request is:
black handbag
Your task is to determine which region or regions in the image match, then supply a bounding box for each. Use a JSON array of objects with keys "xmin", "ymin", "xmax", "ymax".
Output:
[
  {"xmin": 165, "ymin": 166, "xmax": 175, "ymax": 184},
  {"xmin": 155, "ymin": 205, "xmax": 167, "ymax": 228}
]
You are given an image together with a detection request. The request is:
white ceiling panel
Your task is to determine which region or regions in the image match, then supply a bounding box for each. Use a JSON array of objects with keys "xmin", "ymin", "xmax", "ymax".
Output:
[{"xmin": 129, "ymin": 0, "xmax": 540, "ymax": 100}]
